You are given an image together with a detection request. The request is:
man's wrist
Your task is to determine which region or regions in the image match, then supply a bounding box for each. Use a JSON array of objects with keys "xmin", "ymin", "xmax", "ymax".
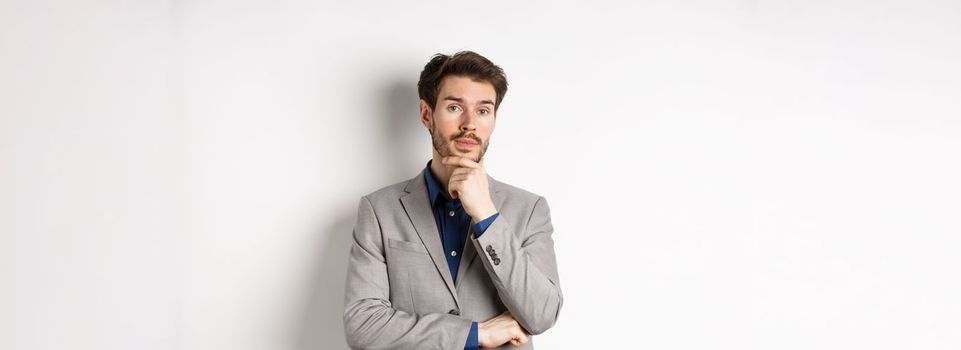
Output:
[
  {"xmin": 471, "ymin": 202, "xmax": 497, "ymax": 223},
  {"xmin": 476, "ymin": 320, "xmax": 489, "ymax": 348}
]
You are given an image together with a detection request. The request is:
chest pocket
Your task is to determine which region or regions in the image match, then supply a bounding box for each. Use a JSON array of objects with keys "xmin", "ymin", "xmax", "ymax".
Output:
[{"xmin": 387, "ymin": 238, "xmax": 428, "ymax": 254}]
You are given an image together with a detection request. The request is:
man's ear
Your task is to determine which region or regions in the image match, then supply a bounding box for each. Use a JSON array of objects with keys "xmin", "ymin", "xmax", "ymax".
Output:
[{"xmin": 419, "ymin": 100, "xmax": 433, "ymax": 131}]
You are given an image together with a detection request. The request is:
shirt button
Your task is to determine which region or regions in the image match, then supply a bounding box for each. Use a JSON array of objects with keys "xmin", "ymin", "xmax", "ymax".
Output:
[
  {"xmin": 450, "ymin": 251, "xmax": 457, "ymax": 257},
  {"xmin": 448, "ymin": 211, "xmax": 455, "ymax": 217}
]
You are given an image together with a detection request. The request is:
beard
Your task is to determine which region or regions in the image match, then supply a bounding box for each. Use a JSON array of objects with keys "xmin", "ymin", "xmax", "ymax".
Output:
[{"xmin": 430, "ymin": 118, "xmax": 489, "ymax": 163}]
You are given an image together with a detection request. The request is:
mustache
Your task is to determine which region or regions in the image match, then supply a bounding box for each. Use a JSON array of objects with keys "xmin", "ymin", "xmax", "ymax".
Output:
[{"xmin": 450, "ymin": 132, "xmax": 482, "ymax": 143}]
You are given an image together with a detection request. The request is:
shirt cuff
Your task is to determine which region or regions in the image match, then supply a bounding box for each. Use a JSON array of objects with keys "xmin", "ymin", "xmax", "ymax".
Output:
[
  {"xmin": 473, "ymin": 213, "xmax": 499, "ymax": 238},
  {"xmin": 465, "ymin": 321, "xmax": 479, "ymax": 350}
]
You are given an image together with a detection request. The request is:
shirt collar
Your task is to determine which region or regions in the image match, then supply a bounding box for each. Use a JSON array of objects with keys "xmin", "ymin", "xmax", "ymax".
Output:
[{"xmin": 423, "ymin": 160, "xmax": 451, "ymax": 206}]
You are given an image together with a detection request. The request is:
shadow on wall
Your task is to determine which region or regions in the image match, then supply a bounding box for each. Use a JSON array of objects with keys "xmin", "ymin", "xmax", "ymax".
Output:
[
  {"xmin": 383, "ymin": 78, "xmax": 428, "ymax": 174},
  {"xmin": 296, "ymin": 214, "xmax": 354, "ymax": 350},
  {"xmin": 296, "ymin": 75, "xmax": 422, "ymax": 350}
]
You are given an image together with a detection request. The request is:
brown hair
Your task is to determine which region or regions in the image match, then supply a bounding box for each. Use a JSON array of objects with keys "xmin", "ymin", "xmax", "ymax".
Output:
[{"xmin": 417, "ymin": 51, "xmax": 508, "ymax": 111}]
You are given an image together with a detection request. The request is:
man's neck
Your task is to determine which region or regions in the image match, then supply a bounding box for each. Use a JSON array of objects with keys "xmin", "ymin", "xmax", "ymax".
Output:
[{"xmin": 429, "ymin": 152, "xmax": 452, "ymax": 191}]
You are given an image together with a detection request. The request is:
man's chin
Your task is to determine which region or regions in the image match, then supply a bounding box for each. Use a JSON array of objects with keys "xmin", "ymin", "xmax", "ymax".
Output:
[{"xmin": 444, "ymin": 148, "xmax": 480, "ymax": 162}]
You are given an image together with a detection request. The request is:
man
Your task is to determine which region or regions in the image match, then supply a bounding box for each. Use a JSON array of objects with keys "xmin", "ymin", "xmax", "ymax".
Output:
[{"xmin": 343, "ymin": 51, "xmax": 562, "ymax": 349}]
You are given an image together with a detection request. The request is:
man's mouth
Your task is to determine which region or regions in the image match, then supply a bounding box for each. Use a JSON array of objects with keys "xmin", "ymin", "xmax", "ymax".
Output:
[{"xmin": 454, "ymin": 138, "xmax": 479, "ymax": 148}]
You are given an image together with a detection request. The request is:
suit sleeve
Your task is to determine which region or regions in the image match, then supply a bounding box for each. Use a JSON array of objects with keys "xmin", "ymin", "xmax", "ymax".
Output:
[
  {"xmin": 343, "ymin": 196, "xmax": 473, "ymax": 350},
  {"xmin": 470, "ymin": 196, "xmax": 563, "ymax": 335}
]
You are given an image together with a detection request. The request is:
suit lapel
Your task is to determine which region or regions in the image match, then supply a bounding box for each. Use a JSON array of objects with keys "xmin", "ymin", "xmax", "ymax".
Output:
[
  {"xmin": 455, "ymin": 176, "xmax": 505, "ymax": 289},
  {"xmin": 399, "ymin": 173, "xmax": 460, "ymax": 306}
]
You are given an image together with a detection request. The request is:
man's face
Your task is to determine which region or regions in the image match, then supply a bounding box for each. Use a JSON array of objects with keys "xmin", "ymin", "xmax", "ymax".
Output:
[{"xmin": 420, "ymin": 75, "xmax": 497, "ymax": 163}]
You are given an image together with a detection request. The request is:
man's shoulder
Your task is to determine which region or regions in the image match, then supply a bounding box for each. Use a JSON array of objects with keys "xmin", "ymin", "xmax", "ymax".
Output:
[
  {"xmin": 360, "ymin": 177, "xmax": 414, "ymax": 204},
  {"xmin": 490, "ymin": 177, "xmax": 545, "ymax": 207}
]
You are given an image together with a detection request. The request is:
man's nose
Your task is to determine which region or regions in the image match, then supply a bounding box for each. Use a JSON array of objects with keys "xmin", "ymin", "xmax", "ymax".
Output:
[{"xmin": 460, "ymin": 110, "xmax": 477, "ymax": 131}]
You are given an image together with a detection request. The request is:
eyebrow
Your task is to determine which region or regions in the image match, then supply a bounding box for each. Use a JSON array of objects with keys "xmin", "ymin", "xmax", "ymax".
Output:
[{"xmin": 441, "ymin": 96, "xmax": 495, "ymax": 106}]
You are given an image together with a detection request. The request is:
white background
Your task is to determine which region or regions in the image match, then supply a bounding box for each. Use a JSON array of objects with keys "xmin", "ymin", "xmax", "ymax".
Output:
[{"xmin": 2, "ymin": 0, "xmax": 960, "ymax": 349}]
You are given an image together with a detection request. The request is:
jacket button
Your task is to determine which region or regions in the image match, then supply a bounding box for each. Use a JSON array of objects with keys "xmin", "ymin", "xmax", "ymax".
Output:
[
  {"xmin": 448, "ymin": 309, "xmax": 460, "ymax": 316},
  {"xmin": 493, "ymin": 258, "xmax": 501, "ymax": 266},
  {"xmin": 485, "ymin": 245, "xmax": 494, "ymax": 253}
]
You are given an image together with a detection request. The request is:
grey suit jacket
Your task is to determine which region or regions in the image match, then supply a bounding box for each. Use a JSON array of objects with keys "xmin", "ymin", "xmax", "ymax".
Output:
[{"xmin": 343, "ymin": 171, "xmax": 563, "ymax": 349}]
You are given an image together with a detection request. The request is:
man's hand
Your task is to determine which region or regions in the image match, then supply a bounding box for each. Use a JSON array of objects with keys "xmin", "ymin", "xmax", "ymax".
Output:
[
  {"xmin": 478, "ymin": 311, "xmax": 529, "ymax": 348},
  {"xmin": 442, "ymin": 156, "xmax": 497, "ymax": 222}
]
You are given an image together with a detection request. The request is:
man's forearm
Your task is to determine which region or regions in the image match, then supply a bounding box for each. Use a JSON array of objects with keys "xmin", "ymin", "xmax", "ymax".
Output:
[{"xmin": 471, "ymin": 197, "xmax": 563, "ymax": 335}]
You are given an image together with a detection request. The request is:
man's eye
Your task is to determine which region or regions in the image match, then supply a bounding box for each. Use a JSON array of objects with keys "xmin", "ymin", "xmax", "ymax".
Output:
[
  {"xmin": 447, "ymin": 105, "xmax": 461, "ymax": 112},
  {"xmin": 479, "ymin": 109, "xmax": 490, "ymax": 115}
]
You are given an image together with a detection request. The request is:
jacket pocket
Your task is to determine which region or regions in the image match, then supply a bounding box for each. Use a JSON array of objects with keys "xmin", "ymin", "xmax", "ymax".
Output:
[{"xmin": 387, "ymin": 238, "xmax": 429, "ymax": 254}]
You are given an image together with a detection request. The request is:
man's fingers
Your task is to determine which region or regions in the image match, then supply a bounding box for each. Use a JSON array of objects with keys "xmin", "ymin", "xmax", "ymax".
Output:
[
  {"xmin": 447, "ymin": 180, "xmax": 457, "ymax": 197},
  {"xmin": 451, "ymin": 167, "xmax": 473, "ymax": 177},
  {"xmin": 449, "ymin": 169, "xmax": 480, "ymax": 185},
  {"xmin": 442, "ymin": 156, "xmax": 480, "ymax": 168},
  {"xmin": 513, "ymin": 329, "xmax": 529, "ymax": 346}
]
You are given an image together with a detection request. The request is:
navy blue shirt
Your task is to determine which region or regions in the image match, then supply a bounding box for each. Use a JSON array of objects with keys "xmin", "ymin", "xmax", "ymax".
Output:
[{"xmin": 423, "ymin": 161, "xmax": 498, "ymax": 350}]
